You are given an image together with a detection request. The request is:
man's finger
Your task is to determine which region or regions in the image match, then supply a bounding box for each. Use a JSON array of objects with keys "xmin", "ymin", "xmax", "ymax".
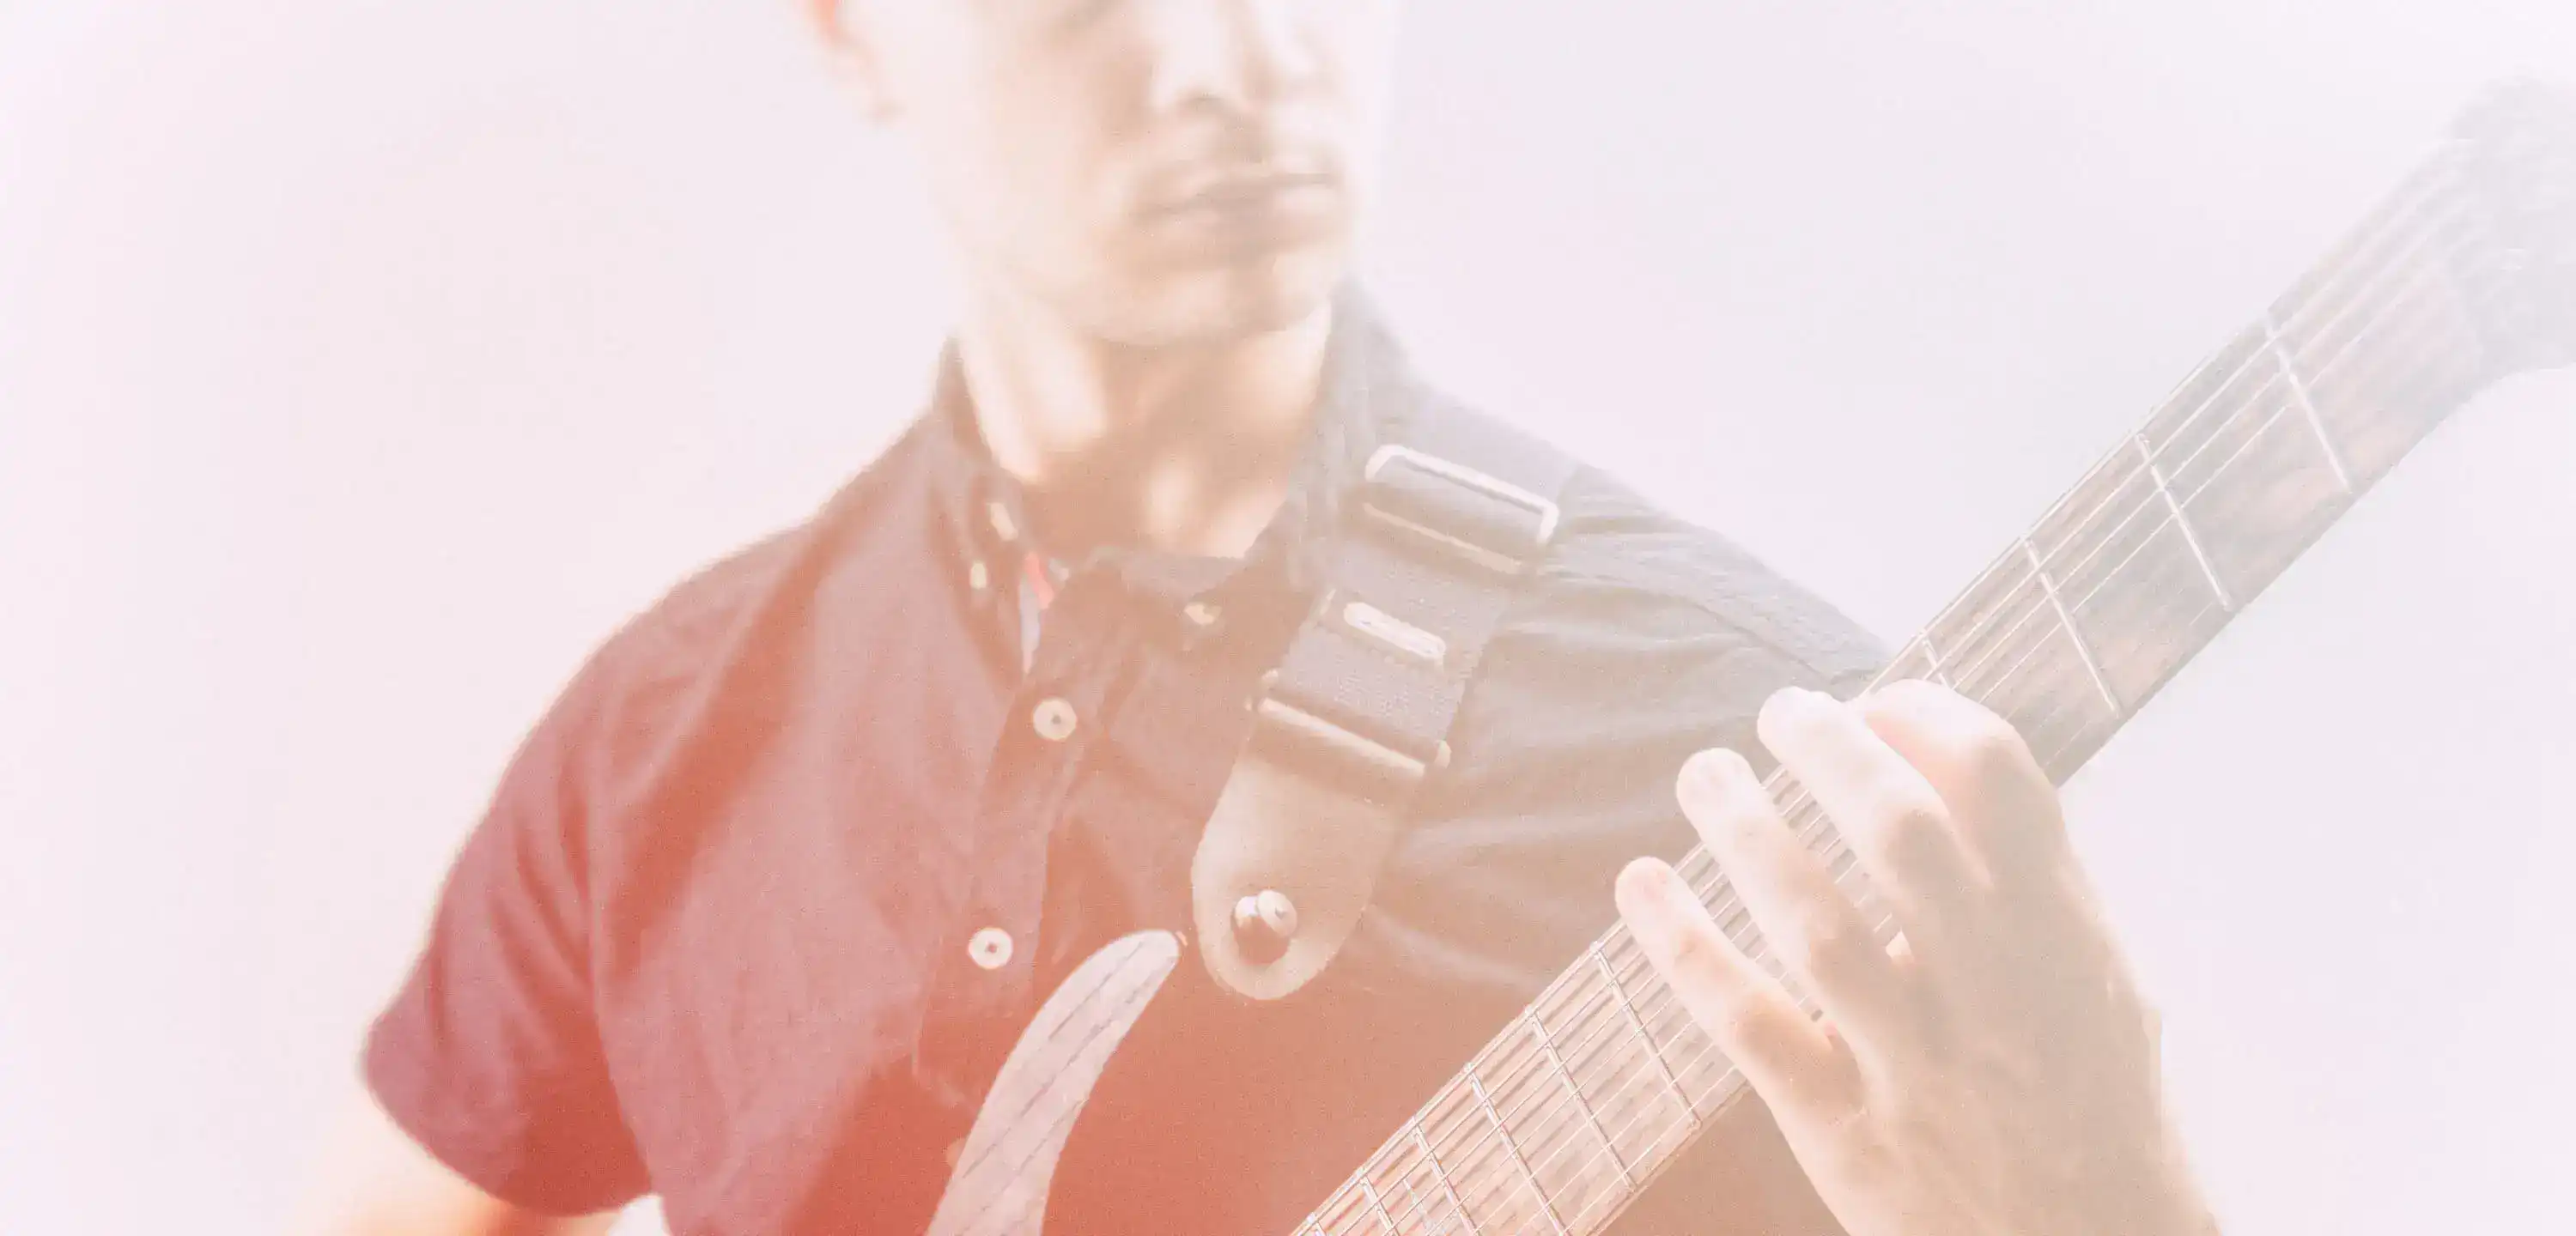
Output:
[
  {"xmin": 1675, "ymin": 746, "xmax": 1911, "ymax": 1039},
  {"xmin": 1613, "ymin": 857, "xmax": 1856, "ymax": 1116},
  {"xmin": 1856, "ymin": 679, "xmax": 2074, "ymax": 896},
  {"xmin": 1754, "ymin": 687, "xmax": 1986, "ymax": 948}
]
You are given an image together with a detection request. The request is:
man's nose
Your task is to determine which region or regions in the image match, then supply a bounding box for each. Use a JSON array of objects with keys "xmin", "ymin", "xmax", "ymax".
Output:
[{"xmin": 1145, "ymin": 0, "xmax": 1322, "ymax": 115}]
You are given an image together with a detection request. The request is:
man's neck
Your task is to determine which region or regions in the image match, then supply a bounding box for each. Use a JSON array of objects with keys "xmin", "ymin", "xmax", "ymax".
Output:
[{"xmin": 953, "ymin": 288, "xmax": 1334, "ymax": 562}]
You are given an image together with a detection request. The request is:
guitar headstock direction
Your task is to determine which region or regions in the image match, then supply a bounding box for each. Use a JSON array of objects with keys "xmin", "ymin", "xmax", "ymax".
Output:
[{"xmin": 2448, "ymin": 77, "xmax": 2576, "ymax": 376}]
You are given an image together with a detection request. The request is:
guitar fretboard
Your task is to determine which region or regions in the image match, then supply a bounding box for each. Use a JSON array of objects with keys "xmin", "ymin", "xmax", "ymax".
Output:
[{"xmin": 1293, "ymin": 139, "xmax": 2518, "ymax": 1236}]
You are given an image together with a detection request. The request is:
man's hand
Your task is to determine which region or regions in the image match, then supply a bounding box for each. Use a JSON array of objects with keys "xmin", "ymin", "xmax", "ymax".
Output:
[{"xmin": 1615, "ymin": 681, "xmax": 2218, "ymax": 1236}]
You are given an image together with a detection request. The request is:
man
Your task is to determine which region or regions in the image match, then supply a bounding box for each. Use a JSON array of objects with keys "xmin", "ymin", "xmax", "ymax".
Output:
[{"xmin": 304, "ymin": 1, "xmax": 2221, "ymax": 1233}]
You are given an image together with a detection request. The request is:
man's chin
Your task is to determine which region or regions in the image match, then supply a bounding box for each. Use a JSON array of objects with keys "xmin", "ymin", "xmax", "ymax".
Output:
[{"xmin": 1097, "ymin": 246, "xmax": 1350, "ymax": 347}]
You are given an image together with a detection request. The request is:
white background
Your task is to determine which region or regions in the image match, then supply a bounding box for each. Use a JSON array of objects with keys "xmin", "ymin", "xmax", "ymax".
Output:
[{"xmin": 3, "ymin": 3, "xmax": 2573, "ymax": 1233}]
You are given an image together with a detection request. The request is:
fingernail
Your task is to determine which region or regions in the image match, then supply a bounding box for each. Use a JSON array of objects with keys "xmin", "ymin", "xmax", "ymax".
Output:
[
  {"xmin": 1677, "ymin": 747, "xmax": 1745, "ymax": 811},
  {"xmin": 1761, "ymin": 686, "xmax": 1818, "ymax": 726},
  {"xmin": 1615, "ymin": 857, "xmax": 1692, "ymax": 929}
]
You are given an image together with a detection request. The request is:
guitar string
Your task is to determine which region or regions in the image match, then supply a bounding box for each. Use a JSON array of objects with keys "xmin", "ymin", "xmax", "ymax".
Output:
[
  {"xmin": 1320, "ymin": 164, "xmax": 2492, "ymax": 1236},
  {"xmin": 1370, "ymin": 253, "xmax": 2487, "ymax": 1236}
]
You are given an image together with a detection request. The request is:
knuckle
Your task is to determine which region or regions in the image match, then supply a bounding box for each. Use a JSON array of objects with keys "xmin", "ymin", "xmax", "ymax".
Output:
[
  {"xmin": 1662, "ymin": 920, "xmax": 1733, "ymax": 984},
  {"xmin": 1959, "ymin": 719, "xmax": 2037, "ymax": 779},
  {"xmin": 1873, "ymin": 796, "xmax": 1954, "ymax": 873},
  {"xmin": 1719, "ymin": 1004, "xmax": 1791, "ymax": 1060},
  {"xmin": 1869, "ymin": 676, "xmax": 1951, "ymax": 718},
  {"xmin": 1758, "ymin": 687, "xmax": 1832, "ymax": 747},
  {"xmin": 1786, "ymin": 911, "xmax": 1872, "ymax": 981}
]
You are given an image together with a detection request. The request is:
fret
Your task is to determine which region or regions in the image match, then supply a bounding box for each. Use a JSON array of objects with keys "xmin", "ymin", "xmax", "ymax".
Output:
[
  {"xmin": 1527, "ymin": 1012, "xmax": 1631, "ymax": 1191},
  {"xmin": 2049, "ymin": 485, "xmax": 2230, "ymax": 721},
  {"xmin": 1377, "ymin": 1114, "xmax": 1466, "ymax": 1236},
  {"xmin": 1360, "ymin": 1179, "xmax": 1402, "ymax": 1236},
  {"xmin": 1412, "ymin": 1125, "xmax": 1478, "ymax": 1236},
  {"xmin": 1459, "ymin": 1014, "xmax": 1609, "ymax": 1232},
  {"xmin": 2297, "ymin": 256, "xmax": 2490, "ymax": 487},
  {"xmin": 1870, "ymin": 637, "xmax": 1952, "ymax": 692},
  {"xmin": 2019, "ymin": 538, "xmax": 2120, "ymax": 715},
  {"xmin": 1532, "ymin": 970, "xmax": 1692, "ymax": 1200},
  {"xmin": 2011, "ymin": 443, "xmax": 2231, "ymax": 715},
  {"xmin": 2169, "ymin": 360, "xmax": 2352, "ymax": 604},
  {"xmin": 2269, "ymin": 154, "xmax": 2494, "ymax": 485},
  {"xmin": 2138, "ymin": 322, "xmax": 2271, "ymax": 462},
  {"xmin": 2136, "ymin": 435, "xmax": 2235, "ymax": 614},
  {"xmin": 1923, "ymin": 558, "xmax": 2036, "ymax": 678},
  {"xmin": 1928, "ymin": 557, "xmax": 2121, "ymax": 779},
  {"xmin": 1590, "ymin": 942, "xmax": 1697, "ymax": 1132},
  {"xmin": 1524, "ymin": 976, "xmax": 1634, "ymax": 1143},
  {"xmin": 1467, "ymin": 1069, "xmax": 1570, "ymax": 1236},
  {"xmin": 2262, "ymin": 308, "xmax": 2357, "ymax": 494}
]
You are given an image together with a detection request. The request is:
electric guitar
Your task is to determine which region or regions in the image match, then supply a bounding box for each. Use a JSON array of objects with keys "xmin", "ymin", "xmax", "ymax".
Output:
[{"xmin": 922, "ymin": 81, "xmax": 2575, "ymax": 1236}]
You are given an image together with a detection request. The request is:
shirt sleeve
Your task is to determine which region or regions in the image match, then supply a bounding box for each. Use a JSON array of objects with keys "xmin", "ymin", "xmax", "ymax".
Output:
[{"xmin": 362, "ymin": 642, "xmax": 653, "ymax": 1215}]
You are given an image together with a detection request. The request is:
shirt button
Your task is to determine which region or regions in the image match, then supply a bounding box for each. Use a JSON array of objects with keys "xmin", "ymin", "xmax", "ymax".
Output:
[
  {"xmin": 968, "ymin": 926, "xmax": 1014, "ymax": 971},
  {"xmin": 1030, "ymin": 697, "xmax": 1078, "ymax": 742},
  {"xmin": 987, "ymin": 500, "xmax": 1018, "ymax": 543},
  {"xmin": 967, "ymin": 560, "xmax": 989, "ymax": 592}
]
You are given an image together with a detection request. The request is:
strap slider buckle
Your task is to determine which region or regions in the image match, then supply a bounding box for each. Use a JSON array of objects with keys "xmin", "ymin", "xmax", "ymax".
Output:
[{"xmin": 1361, "ymin": 444, "xmax": 1563, "ymax": 576}]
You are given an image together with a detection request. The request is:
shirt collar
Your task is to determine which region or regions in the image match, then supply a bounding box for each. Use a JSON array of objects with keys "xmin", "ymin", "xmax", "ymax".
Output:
[{"xmin": 918, "ymin": 284, "xmax": 1422, "ymax": 609}]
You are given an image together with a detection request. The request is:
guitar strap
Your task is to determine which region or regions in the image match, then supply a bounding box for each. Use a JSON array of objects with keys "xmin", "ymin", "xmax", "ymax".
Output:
[{"xmin": 1190, "ymin": 399, "xmax": 1577, "ymax": 1000}]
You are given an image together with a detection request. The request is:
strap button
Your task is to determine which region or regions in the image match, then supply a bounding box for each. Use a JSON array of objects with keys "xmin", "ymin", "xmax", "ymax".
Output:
[
  {"xmin": 967, "ymin": 926, "xmax": 1014, "ymax": 971},
  {"xmin": 1231, "ymin": 889, "xmax": 1299, "ymax": 964}
]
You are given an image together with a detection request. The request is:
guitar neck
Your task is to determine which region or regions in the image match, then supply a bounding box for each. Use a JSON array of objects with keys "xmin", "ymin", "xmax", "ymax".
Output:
[{"xmin": 1293, "ymin": 138, "xmax": 2524, "ymax": 1236}]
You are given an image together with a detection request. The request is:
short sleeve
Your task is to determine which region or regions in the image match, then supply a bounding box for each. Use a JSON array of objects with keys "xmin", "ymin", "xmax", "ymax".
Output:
[{"xmin": 362, "ymin": 644, "xmax": 653, "ymax": 1215}]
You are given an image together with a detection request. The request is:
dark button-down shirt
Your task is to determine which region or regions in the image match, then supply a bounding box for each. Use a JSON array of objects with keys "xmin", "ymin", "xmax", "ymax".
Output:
[{"xmin": 364, "ymin": 294, "xmax": 1887, "ymax": 1236}]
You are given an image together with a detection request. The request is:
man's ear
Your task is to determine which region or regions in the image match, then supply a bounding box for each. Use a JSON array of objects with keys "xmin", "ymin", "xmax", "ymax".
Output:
[{"xmin": 804, "ymin": 0, "xmax": 901, "ymax": 122}]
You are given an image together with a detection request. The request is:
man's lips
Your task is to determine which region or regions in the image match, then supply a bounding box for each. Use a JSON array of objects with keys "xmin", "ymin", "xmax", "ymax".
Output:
[{"xmin": 1143, "ymin": 169, "xmax": 1340, "ymax": 218}]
